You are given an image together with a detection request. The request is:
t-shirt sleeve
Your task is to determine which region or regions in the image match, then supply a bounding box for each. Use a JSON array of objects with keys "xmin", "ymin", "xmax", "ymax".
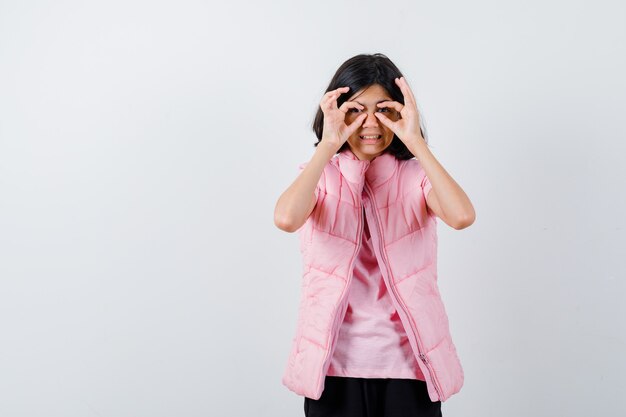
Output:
[
  {"xmin": 417, "ymin": 163, "xmax": 432, "ymax": 199},
  {"xmin": 417, "ymin": 164, "xmax": 435, "ymax": 218},
  {"xmin": 421, "ymin": 171, "xmax": 433, "ymax": 199}
]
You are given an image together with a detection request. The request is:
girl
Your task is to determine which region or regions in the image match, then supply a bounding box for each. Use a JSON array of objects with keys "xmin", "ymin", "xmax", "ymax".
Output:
[{"xmin": 274, "ymin": 53, "xmax": 475, "ymax": 417}]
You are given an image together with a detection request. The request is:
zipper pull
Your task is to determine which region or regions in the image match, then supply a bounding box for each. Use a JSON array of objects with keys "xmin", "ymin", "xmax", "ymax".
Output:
[{"xmin": 419, "ymin": 353, "xmax": 428, "ymax": 364}]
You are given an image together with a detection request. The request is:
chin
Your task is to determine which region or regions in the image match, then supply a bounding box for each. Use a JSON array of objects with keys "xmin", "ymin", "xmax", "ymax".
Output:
[
  {"xmin": 358, "ymin": 142, "xmax": 392, "ymax": 152},
  {"xmin": 349, "ymin": 142, "xmax": 392, "ymax": 161}
]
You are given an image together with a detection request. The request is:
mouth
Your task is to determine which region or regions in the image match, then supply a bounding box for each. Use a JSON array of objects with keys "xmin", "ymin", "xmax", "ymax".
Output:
[{"xmin": 359, "ymin": 135, "xmax": 382, "ymax": 140}]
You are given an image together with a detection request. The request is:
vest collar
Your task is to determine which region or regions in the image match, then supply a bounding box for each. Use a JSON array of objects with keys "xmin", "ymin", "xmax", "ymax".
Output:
[{"xmin": 335, "ymin": 147, "xmax": 397, "ymax": 188}]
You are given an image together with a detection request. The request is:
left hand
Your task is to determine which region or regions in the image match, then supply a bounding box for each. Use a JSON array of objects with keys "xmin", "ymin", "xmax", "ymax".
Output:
[{"xmin": 374, "ymin": 76, "xmax": 424, "ymax": 144}]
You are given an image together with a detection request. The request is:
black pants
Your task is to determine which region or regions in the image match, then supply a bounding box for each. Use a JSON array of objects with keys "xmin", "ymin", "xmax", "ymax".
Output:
[{"xmin": 304, "ymin": 375, "xmax": 442, "ymax": 417}]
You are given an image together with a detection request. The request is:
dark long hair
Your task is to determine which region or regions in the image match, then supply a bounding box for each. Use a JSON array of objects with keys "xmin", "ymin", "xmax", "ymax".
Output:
[{"xmin": 312, "ymin": 53, "xmax": 428, "ymax": 160}]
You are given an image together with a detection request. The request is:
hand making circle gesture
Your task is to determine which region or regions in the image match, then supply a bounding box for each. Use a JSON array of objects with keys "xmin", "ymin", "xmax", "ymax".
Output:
[
  {"xmin": 318, "ymin": 87, "xmax": 367, "ymax": 151},
  {"xmin": 374, "ymin": 77, "xmax": 424, "ymax": 144}
]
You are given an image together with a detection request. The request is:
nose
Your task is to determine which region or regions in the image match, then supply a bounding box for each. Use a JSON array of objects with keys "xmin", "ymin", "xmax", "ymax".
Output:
[{"xmin": 362, "ymin": 111, "xmax": 380, "ymax": 128}]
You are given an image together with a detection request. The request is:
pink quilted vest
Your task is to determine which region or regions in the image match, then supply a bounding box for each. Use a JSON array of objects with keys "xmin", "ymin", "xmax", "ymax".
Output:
[{"xmin": 282, "ymin": 147, "xmax": 464, "ymax": 402}]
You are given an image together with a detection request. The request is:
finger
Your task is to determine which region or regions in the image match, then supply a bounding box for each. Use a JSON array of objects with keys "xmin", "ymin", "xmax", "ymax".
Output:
[
  {"xmin": 324, "ymin": 87, "xmax": 350, "ymax": 102},
  {"xmin": 323, "ymin": 86, "xmax": 349, "ymax": 98},
  {"xmin": 329, "ymin": 89, "xmax": 350, "ymax": 110},
  {"xmin": 321, "ymin": 87, "xmax": 350, "ymax": 108},
  {"xmin": 321, "ymin": 91, "xmax": 341, "ymax": 109},
  {"xmin": 374, "ymin": 112, "xmax": 397, "ymax": 131},
  {"xmin": 376, "ymin": 101, "xmax": 403, "ymax": 113},
  {"xmin": 396, "ymin": 77, "xmax": 417, "ymax": 108},
  {"xmin": 346, "ymin": 113, "xmax": 367, "ymax": 133},
  {"xmin": 393, "ymin": 77, "xmax": 410, "ymax": 106},
  {"xmin": 339, "ymin": 100, "xmax": 364, "ymax": 113},
  {"xmin": 322, "ymin": 92, "xmax": 344, "ymax": 112}
]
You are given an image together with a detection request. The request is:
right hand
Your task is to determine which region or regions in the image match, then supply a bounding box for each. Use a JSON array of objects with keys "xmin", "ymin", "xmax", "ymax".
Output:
[{"xmin": 319, "ymin": 87, "xmax": 367, "ymax": 151}]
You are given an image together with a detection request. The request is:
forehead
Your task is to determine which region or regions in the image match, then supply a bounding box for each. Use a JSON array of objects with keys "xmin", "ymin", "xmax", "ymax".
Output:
[{"xmin": 347, "ymin": 84, "xmax": 391, "ymax": 103}]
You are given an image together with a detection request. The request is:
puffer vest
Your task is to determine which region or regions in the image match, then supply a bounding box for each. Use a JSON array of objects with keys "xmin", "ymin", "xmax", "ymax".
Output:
[{"xmin": 282, "ymin": 147, "xmax": 464, "ymax": 402}]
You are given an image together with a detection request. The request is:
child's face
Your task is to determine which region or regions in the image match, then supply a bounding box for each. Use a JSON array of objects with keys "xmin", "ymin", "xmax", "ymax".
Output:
[{"xmin": 344, "ymin": 83, "xmax": 400, "ymax": 161}]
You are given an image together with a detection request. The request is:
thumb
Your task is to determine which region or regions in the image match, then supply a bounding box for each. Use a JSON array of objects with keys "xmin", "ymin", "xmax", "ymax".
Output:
[
  {"xmin": 346, "ymin": 113, "xmax": 367, "ymax": 135},
  {"xmin": 374, "ymin": 113, "xmax": 396, "ymax": 132}
]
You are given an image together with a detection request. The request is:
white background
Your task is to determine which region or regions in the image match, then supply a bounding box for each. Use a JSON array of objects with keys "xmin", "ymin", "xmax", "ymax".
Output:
[{"xmin": 1, "ymin": 1, "xmax": 624, "ymax": 416}]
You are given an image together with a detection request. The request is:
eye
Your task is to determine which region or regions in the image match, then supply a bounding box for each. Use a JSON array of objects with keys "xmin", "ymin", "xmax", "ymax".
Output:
[
  {"xmin": 377, "ymin": 107, "xmax": 390, "ymax": 112},
  {"xmin": 348, "ymin": 108, "xmax": 360, "ymax": 113}
]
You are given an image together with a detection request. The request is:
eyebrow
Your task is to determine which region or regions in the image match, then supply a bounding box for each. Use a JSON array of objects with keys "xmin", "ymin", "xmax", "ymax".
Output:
[{"xmin": 353, "ymin": 99, "xmax": 392, "ymax": 106}]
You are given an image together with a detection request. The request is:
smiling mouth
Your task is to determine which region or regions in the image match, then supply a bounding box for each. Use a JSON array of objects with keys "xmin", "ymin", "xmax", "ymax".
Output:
[{"xmin": 359, "ymin": 135, "xmax": 382, "ymax": 139}]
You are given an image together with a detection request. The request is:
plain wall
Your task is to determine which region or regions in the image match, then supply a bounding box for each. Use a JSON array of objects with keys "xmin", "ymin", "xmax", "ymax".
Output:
[{"xmin": 1, "ymin": 0, "xmax": 624, "ymax": 416}]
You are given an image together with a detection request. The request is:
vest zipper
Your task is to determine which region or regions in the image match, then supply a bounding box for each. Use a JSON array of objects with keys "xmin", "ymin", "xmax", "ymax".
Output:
[{"xmin": 362, "ymin": 182, "xmax": 444, "ymax": 401}]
